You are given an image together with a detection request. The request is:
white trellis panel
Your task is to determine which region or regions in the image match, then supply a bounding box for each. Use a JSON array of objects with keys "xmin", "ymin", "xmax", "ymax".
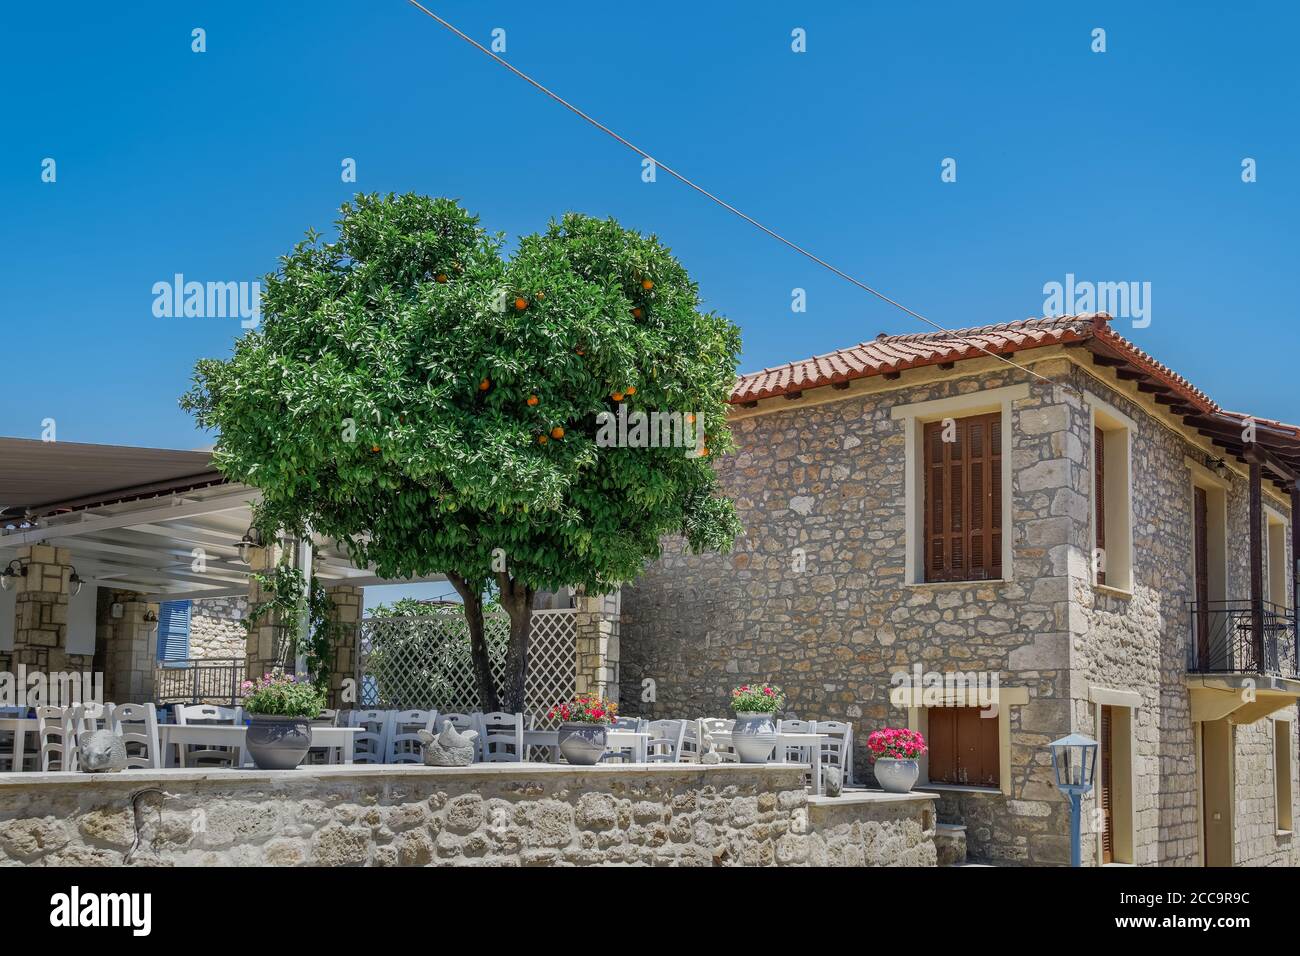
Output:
[{"xmin": 356, "ymin": 607, "xmax": 577, "ymax": 720}]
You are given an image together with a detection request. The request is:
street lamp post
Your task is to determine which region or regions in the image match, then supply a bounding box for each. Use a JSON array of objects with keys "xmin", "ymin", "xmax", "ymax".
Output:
[{"xmin": 1048, "ymin": 732, "xmax": 1099, "ymax": 868}]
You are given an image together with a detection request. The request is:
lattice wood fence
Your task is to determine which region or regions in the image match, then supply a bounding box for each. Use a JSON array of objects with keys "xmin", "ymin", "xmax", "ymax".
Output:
[{"xmin": 356, "ymin": 607, "xmax": 577, "ymax": 722}]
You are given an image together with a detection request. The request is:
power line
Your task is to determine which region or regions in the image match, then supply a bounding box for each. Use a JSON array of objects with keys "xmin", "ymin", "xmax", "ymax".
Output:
[{"xmin": 403, "ymin": 1, "xmax": 1070, "ymax": 395}]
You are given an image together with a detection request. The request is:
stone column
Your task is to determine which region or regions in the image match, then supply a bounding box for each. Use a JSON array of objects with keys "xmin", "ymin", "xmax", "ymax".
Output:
[
  {"xmin": 574, "ymin": 590, "xmax": 621, "ymax": 704},
  {"xmin": 9, "ymin": 544, "xmax": 87, "ymax": 674},
  {"xmin": 324, "ymin": 584, "xmax": 362, "ymax": 708},
  {"xmin": 103, "ymin": 594, "xmax": 160, "ymax": 704},
  {"xmin": 244, "ymin": 541, "xmax": 290, "ymax": 680}
]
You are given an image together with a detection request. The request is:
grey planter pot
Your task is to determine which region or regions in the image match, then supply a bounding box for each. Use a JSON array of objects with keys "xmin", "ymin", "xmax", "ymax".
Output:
[
  {"xmin": 245, "ymin": 714, "xmax": 312, "ymax": 770},
  {"xmin": 731, "ymin": 712, "xmax": 778, "ymax": 763},
  {"xmin": 874, "ymin": 757, "xmax": 920, "ymax": 793},
  {"xmin": 558, "ymin": 723, "xmax": 607, "ymax": 766}
]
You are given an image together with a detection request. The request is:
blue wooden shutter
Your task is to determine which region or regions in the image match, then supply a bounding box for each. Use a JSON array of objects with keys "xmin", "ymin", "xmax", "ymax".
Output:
[{"xmin": 156, "ymin": 600, "xmax": 192, "ymax": 663}]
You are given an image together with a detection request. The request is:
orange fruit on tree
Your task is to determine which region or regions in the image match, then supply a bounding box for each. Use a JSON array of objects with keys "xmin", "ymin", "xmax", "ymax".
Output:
[
  {"xmin": 537, "ymin": 434, "xmax": 548, "ymax": 444},
  {"xmin": 632, "ymin": 307, "xmax": 643, "ymax": 319},
  {"xmin": 575, "ymin": 348, "xmax": 585, "ymax": 356},
  {"xmin": 686, "ymin": 413, "xmax": 695, "ymax": 423},
  {"xmin": 551, "ymin": 426, "xmax": 564, "ymax": 439},
  {"xmin": 625, "ymin": 386, "xmax": 636, "ymax": 395},
  {"xmin": 642, "ymin": 279, "xmax": 654, "ymax": 290},
  {"xmin": 527, "ymin": 395, "xmax": 539, "ymax": 406},
  {"xmin": 515, "ymin": 297, "xmax": 529, "ymax": 311},
  {"xmin": 371, "ymin": 445, "xmax": 380, "ymax": 453},
  {"xmin": 700, "ymin": 447, "xmax": 710, "ymax": 457},
  {"xmin": 435, "ymin": 273, "xmax": 448, "ymax": 283},
  {"xmin": 612, "ymin": 391, "xmax": 625, "ymax": 401}
]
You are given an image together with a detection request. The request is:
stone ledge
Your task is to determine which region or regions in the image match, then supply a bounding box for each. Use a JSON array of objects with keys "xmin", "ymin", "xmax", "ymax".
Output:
[
  {"xmin": 806, "ymin": 788, "xmax": 937, "ymax": 809},
  {"xmin": 0, "ymin": 761, "xmax": 808, "ymax": 792}
]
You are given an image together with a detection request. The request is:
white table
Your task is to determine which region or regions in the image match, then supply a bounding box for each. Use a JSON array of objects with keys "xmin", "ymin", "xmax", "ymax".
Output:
[
  {"xmin": 523, "ymin": 729, "xmax": 650, "ymax": 763},
  {"xmin": 713, "ymin": 731, "xmax": 831, "ymax": 795},
  {"xmin": 0, "ymin": 718, "xmax": 37, "ymax": 771},
  {"xmin": 159, "ymin": 724, "xmax": 363, "ymax": 768}
]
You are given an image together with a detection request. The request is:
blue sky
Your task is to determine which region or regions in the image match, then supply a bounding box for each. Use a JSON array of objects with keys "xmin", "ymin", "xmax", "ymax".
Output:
[{"xmin": 3, "ymin": 0, "xmax": 1297, "ymax": 450}]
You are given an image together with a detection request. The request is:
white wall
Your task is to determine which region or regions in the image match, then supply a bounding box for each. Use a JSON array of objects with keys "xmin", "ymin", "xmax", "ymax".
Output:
[{"xmin": 66, "ymin": 585, "xmax": 97, "ymax": 655}]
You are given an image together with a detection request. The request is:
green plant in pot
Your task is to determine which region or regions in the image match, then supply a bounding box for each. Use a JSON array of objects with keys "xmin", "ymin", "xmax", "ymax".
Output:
[
  {"xmin": 729, "ymin": 683, "xmax": 783, "ymax": 763},
  {"xmin": 241, "ymin": 672, "xmax": 325, "ymax": 770}
]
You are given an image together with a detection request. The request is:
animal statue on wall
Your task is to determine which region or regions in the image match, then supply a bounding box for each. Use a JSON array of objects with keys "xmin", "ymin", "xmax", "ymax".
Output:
[
  {"xmin": 77, "ymin": 730, "xmax": 128, "ymax": 773},
  {"xmin": 417, "ymin": 723, "xmax": 479, "ymax": 767},
  {"xmin": 823, "ymin": 765, "xmax": 843, "ymax": 797}
]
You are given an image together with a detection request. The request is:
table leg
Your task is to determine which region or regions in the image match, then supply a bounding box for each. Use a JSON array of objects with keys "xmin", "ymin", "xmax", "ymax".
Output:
[
  {"xmin": 342, "ymin": 735, "xmax": 354, "ymax": 765},
  {"xmin": 15, "ymin": 729, "xmax": 25, "ymax": 772}
]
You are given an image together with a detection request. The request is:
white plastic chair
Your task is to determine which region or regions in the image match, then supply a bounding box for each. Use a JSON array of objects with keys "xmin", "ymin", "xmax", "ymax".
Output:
[
  {"xmin": 110, "ymin": 703, "xmax": 161, "ymax": 769},
  {"xmin": 346, "ymin": 710, "xmax": 390, "ymax": 764},
  {"xmin": 699, "ymin": 717, "xmax": 738, "ymax": 763},
  {"xmin": 36, "ymin": 705, "xmax": 79, "ymax": 772},
  {"xmin": 813, "ymin": 720, "xmax": 855, "ymax": 786},
  {"xmin": 645, "ymin": 719, "xmax": 686, "ymax": 762},
  {"xmin": 479, "ymin": 712, "xmax": 524, "ymax": 762},
  {"xmin": 386, "ymin": 709, "xmax": 438, "ymax": 763},
  {"xmin": 173, "ymin": 704, "xmax": 244, "ymax": 767},
  {"xmin": 777, "ymin": 718, "xmax": 816, "ymax": 764}
]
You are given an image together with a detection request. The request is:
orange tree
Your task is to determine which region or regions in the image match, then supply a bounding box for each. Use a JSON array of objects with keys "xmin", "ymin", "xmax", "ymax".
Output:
[{"xmin": 182, "ymin": 193, "xmax": 742, "ymax": 712}]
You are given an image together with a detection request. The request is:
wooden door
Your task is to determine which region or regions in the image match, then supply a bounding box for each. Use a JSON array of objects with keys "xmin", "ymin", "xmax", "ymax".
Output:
[
  {"xmin": 1194, "ymin": 487, "xmax": 1210, "ymax": 667},
  {"xmin": 1100, "ymin": 705, "xmax": 1114, "ymax": 864}
]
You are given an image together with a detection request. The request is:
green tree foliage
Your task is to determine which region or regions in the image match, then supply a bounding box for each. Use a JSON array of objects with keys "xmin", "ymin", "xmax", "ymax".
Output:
[{"xmin": 183, "ymin": 194, "xmax": 743, "ymax": 711}]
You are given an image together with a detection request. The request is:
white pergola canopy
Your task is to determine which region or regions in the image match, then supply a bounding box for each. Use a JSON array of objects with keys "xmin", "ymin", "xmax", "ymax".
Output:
[{"xmin": 0, "ymin": 439, "xmax": 444, "ymax": 600}]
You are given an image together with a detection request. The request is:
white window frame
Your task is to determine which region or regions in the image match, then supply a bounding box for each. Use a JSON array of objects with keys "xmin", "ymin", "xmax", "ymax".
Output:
[
  {"xmin": 1265, "ymin": 506, "xmax": 1290, "ymax": 610},
  {"xmin": 1090, "ymin": 685, "xmax": 1142, "ymax": 865},
  {"xmin": 1087, "ymin": 394, "xmax": 1135, "ymax": 594},
  {"xmin": 905, "ymin": 685, "xmax": 1030, "ymax": 797},
  {"xmin": 893, "ymin": 384, "xmax": 1026, "ymax": 586}
]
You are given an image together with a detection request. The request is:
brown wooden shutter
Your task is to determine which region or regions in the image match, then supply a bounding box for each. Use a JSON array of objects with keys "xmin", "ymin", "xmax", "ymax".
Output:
[
  {"xmin": 1100, "ymin": 705, "xmax": 1114, "ymax": 863},
  {"xmin": 927, "ymin": 709, "xmax": 956, "ymax": 784},
  {"xmin": 924, "ymin": 413, "xmax": 1002, "ymax": 582},
  {"xmin": 1095, "ymin": 426, "xmax": 1107, "ymax": 585},
  {"xmin": 927, "ymin": 707, "xmax": 1000, "ymax": 788}
]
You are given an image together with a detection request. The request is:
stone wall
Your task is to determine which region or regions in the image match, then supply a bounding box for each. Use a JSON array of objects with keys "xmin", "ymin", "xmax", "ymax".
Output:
[
  {"xmin": 0, "ymin": 764, "xmax": 932, "ymax": 867},
  {"xmin": 188, "ymin": 596, "xmax": 247, "ymax": 661},
  {"xmin": 620, "ymin": 361, "xmax": 1075, "ymax": 864}
]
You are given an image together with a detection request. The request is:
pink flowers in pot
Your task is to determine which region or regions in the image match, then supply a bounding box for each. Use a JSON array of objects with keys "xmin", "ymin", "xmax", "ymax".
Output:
[
  {"xmin": 729, "ymin": 683, "xmax": 784, "ymax": 714},
  {"xmin": 547, "ymin": 693, "xmax": 618, "ymax": 724},
  {"xmin": 867, "ymin": 727, "xmax": 927, "ymax": 761}
]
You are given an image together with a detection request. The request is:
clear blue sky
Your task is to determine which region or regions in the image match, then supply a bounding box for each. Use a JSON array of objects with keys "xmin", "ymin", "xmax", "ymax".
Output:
[{"xmin": 3, "ymin": 0, "xmax": 1296, "ymax": 449}]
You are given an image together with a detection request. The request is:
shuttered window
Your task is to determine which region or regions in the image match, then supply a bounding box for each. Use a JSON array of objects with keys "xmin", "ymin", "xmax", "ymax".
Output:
[
  {"xmin": 156, "ymin": 600, "xmax": 192, "ymax": 664},
  {"xmin": 1100, "ymin": 705, "xmax": 1114, "ymax": 862},
  {"xmin": 926, "ymin": 706, "xmax": 999, "ymax": 788},
  {"xmin": 1095, "ymin": 426, "xmax": 1107, "ymax": 585},
  {"xmin": 923, "ymin": 412, "xmax": 1002, "ymax": 582}
]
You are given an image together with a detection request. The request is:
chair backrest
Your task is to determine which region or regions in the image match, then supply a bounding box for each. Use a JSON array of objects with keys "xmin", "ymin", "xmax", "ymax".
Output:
[
  {"xmin": 813, "ymin": 720, "xmax": 853, "ymax": 776},
  {"xmin": 386, "ymin": 710, "xmax": 438, "ymax": 763},
  {"xmin": 312, "ymin": 709, "xmax": 339, "ymax": 726},
  {"xmin": 110, "ymin": 703, "xmax": 161, "ymax": 769},
  {"xmin": 610, "ymin": 716, "xmax": 646, "ymax": 731},
  {"xmin": 478, "ymin": 712, "xmax": 522, "ymax": 763},
  {"xmin": 174, "ymin": 704, "xmax": 242, "ymax": 725},
  {"xmin": 679, "ymin": 719, "xmax": 701, "ymax": 761},
  {"xmin": 645, "ymin": 719, "xmax": 686, "ymax": 761},
  {"xmin": 346, "ymin": 709, "xmax": 390, "ymax": 764},
  {"xmin": 74, "ymin": 702, "xmax": 113, "ymax": 733},
  {"xmin": 36, "ymin": 705, "xmax": 78, "ymax": 772},
  {"xmin": 778, "ymin": 719, "xmax": 815, "ymax": 734},
  {"xmin": 435, "ymin": 713, "xmax": 478, "ymax": 734}
]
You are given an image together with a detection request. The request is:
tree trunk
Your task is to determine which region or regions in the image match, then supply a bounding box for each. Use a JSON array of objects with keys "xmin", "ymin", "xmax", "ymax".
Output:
[
  {"xmin": 497, "ymin": 573, "xmax": 535, "ymax": 714},
  {"xmin": 448, "ymin": 574, "xmax": 499, "ymax": 712}
]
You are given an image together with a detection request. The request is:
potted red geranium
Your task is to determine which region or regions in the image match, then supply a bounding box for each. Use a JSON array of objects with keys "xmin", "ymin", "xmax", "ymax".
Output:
[
  {"xmin": 548, "ymin": 694, "xmax": 617, "ymax": 765},
  {"xmin": 867, "ymin": 727, "xmax": 927, "ymax": 793},
  {"xmin": 729, "ymin": 683, "xmax": 784, "ymax": 763}
]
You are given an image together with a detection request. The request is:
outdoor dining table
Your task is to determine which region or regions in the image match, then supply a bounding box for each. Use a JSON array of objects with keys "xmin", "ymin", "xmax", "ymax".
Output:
[
  {"xmin": 159, "ymin": 724, "xmax": 364, "ymax": 768},
  {"xmin": 712, "ymin": 731, "xmax": 831, "ymax": 795},
  {"xmin": 522, "ymin": 728, "xmax": 650, "ymax": 763},
  {"xmin": 0, "ymin": 718, "xmax": 37, "ymax": 771}
]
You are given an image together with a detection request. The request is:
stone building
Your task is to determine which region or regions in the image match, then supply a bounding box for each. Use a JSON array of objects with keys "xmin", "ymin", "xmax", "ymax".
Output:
[{"xmin": 620, "ymin": 313, "xmax": 1300, "ymax": 866}]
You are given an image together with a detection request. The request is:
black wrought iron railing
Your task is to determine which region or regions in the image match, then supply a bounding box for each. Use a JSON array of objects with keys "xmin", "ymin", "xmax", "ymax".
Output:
[
  {"xmin": 1187, "ymin": 600, "xmax": 1297, "ymax": 678},
  {"xmin": 154, "ymin": 658, "xmax": 247, "ymax": 706}
]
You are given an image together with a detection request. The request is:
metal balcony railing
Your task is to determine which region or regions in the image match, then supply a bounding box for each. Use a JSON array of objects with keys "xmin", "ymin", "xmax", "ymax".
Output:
[
  {"xmin": 154, "ymin": 658, "xmax": 247, "ymax": 707},
  {"xmin": 1187, "ymin": 600, "xmax": 1297, "ymax": 678}
]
